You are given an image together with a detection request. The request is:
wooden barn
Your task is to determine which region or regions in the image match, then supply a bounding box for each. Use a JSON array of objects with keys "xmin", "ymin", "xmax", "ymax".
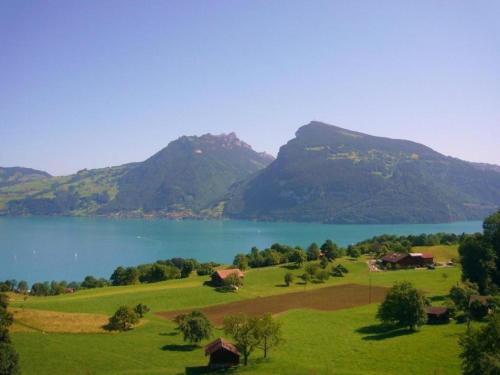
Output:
[
  {"xmin": 425, "ymin": 306, "xmax": 450, "ymax": 324},
  {"xmin": 205, "ymin": 337, "xmax": 240, "ymax": 368},
  {"xmin": 211, "ymin": 269, "xmax": 244, "ymax": 286},
  {"xmin": 380, "ymin": 252, "xmax": 434, "ymax": 269}
]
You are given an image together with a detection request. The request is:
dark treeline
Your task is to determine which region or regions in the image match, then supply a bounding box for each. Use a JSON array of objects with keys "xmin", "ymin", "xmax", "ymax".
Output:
[
  {"xmin": 232, "ymin": 233, "xmax": 461, "ymax": 270},
  {"xmin": 350, "ymin": 232, "xmax": 462, "ymax": 257},
  {"xmin": 233, "ymin": 240, "xmax": 345, "ymax": 270},
  {"xmin": 109, "ymin": 258, "xmax": 219, "ymax": 286}
]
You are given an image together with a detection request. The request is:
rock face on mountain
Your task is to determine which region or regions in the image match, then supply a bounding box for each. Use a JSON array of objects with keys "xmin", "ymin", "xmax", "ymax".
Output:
[
  {"xmin": 0, "ymin": 133, "xmax": 273, "ymax": 217},
  {"xmin": 0, "ymin": 167, "xmax": 51, "ymax": 188},
  {"xmin": 223, "ymin": 121, "xmax": 500, "ymax": 223}
]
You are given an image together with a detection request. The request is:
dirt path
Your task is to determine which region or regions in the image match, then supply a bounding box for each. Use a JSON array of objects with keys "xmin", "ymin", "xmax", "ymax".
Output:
[{"xmin": 157, "ymin": 283, "xmax": 387, "ymax": 325}]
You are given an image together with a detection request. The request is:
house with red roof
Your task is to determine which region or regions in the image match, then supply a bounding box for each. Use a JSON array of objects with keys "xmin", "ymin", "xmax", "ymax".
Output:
[
  {"xmin": 380, "ymin": 252, "xmax": 434, "ymax": 269},
  {"xmin": 210, "ymin": 268, "xmax": 244, "ymax": 286}
]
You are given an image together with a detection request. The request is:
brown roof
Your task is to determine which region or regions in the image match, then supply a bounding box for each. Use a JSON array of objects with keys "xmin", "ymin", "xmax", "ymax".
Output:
[
  {"xmin": 214, "ymin": 269, "xmax": 244, "ymax": 280},
  {"xmin": 381, "ymin": 253, "xmax": 408, "ymax": 263},
  {"xmin": 469, "ymin": 295, "xmax": 491, "ymax": 305},
  {"xmin": 425, "ymin": 306, "xmax": 449, "ymax": 315},
  {"xmin": 205, "ymin": 338, "xmax": 240, "ymax": 356}
]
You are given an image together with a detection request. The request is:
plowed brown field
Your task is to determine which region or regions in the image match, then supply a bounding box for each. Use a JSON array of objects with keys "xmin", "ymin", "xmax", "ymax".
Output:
[{"xmin": 157, "ymin": 283, "xmax": 387, "ymax": 325}]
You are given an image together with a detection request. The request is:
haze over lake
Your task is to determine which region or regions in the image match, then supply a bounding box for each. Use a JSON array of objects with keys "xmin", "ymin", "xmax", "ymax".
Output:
[{"xmin": 0, "ymin": 217, "xmax": 482, "ymax": 283}]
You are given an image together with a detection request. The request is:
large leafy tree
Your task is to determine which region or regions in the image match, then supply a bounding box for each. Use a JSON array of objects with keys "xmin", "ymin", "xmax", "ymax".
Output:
[
  {"xmin": 484, "ymin": 210, "xmax": 500, "ymax": 285},
  {"xmin": 256, "ymin": 314, "xmax": 283, "ymax": 358},
  {"xmin": 0, "ymin": 293, "xmax": 20, "ymax": 375},
  {"xmin": 459, "ymin": 233, "xmax": 495, "ymax": 294},
  {"xmin": 223, "ymin": 314, "xmax": 260, "ymax": 366},
  {"xmin": 460, "ymin": 312, "xmax": 500, "ymax": 375},
  {"xmin": 377, "ymin": 281, "xmax": 427, "ymax": 331},
  {"xmin": 0, "ymin": 343, "xmax": 20, "ymax": 375},
  {"xmin": 176, "ymin": 311, "xmax": 212, "ymax": 344}
]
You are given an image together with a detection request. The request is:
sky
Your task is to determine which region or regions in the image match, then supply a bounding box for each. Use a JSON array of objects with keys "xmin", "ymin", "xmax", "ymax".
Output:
[{"xmin": 1, "ymin": 0, "xmax": 499, "ymax": 176}]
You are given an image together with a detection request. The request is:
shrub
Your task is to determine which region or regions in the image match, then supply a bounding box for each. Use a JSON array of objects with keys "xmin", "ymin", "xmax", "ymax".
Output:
[
  {"xmin": 284, "ymin": 273, "xmax": 294, "ymax": 286},
  {"xmin": 107, "ymin": 306, "xmax": 139, "ymax": 331},
  {"xmin": 176, "ymin": 311, "xmax": 212, "ymax": 344}
]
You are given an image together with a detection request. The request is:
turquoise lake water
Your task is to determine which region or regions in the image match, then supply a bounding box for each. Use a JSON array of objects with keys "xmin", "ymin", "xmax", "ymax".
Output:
[{"xmin": 0, "ymin": 217, "xmax": 482, "ymax": 283}]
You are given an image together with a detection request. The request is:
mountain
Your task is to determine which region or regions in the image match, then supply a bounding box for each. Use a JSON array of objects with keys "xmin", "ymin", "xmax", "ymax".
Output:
[
  {"xmin": 222, "ymin": 121, "xmax": 500, "ymax": 224},
  {"xmin": 0, "ymin": 133, "xmax": 273, "ymax": 217},
  {"xmin": 0, "ymin": 167, "xmax": 51, "ymax": 188},
  {"xmin": 101, "ymin": 133, "xmax": 273, "ymax": 217}
]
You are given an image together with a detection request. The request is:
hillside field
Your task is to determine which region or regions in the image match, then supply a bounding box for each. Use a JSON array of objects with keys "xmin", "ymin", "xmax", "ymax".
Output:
[{"xmin": 9, "ymin": 245, "xmax": 468, "ymax": 375}]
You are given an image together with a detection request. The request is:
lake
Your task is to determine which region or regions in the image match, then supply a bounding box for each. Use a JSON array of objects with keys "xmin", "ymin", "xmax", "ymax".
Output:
[{"xmin": 0, "ymin": 216, "xmax": 482, "ymax": 283}]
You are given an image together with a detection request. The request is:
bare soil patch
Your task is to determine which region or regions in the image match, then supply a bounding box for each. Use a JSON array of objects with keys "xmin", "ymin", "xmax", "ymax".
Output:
[
  {"xmin": 10, "ymin": 308, "xmax": 110, "ymax": 333},
  {"xmin": 157, "ymin": 283, "xmax": 387, "ymax": 325}
]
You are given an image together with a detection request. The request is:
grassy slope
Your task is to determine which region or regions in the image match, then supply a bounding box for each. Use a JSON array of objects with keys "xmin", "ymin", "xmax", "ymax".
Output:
[{"xmin": 11, "ymin": 250, "xmax": 466, "ymax": 375}]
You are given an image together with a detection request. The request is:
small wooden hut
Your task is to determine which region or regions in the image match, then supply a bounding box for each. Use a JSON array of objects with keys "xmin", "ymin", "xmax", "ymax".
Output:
[
  {"xmin": 210, "ymin": 269, "xmax": 244, "ymax": 286},
  {"xmin": 205, "ymin": 337, "xmax": 240, "ymax": 368},
  {"xmin": 425, "ymin": 306, "xmax": 450, "ymax": 324}
]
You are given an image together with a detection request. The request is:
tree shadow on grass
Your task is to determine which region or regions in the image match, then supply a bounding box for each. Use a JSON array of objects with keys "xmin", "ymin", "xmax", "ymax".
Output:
[
  {"xmin": 356, "ymin": 324, "xmax": 416, "ymax": 341},
  {"xmin": 162, "ymin": 344, "xmax": 199, "ymax": 352},
  {"xmin": 274, "ymin": 283, "xmax": 289, "ymax": 288},
  {"xmin": 280, "ymin": 264, "xmax": 298, "ymax": 270},
  {"xmin": 159, "ymin": 331, "xmax": 178, "ymax": 336},
  {"xmin": 185, "ymin": 366, "xmax": 239, "ymax": 374},
  {"xmin": 428, "ymin": 295, "xmax": 447, "ymax": 303}
]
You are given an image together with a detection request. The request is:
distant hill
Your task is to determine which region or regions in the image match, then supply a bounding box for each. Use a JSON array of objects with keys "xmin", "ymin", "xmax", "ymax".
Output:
[
  {"xmin": 222, "ymin": 121, "xmax": 500, "ymax": 223},
  {"xmin": 0, "ymin": 167, "xmax": 51, "ymax": 188},
  {"xmin": 0, "ymin": 133, "xmax": 273, "ymax": 217}
]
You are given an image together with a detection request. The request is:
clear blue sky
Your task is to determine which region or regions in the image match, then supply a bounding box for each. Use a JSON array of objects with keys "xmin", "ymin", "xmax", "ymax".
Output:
[{"xmin": 1, "ymin": 1, "xmax": 499, "ymax": 176}]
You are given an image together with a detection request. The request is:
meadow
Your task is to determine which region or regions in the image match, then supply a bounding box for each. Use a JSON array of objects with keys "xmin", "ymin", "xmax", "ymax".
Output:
[{"xmin": 9, "ymin": 246, "xmax": 468, "ymax": 374}]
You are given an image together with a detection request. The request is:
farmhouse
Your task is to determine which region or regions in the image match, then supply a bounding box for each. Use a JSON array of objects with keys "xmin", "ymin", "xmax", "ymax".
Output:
[
  {"xmin": 380, "ymin": 252, "xmax": 434, "ymax": 269},
  {"xmin": 205, "ymin": 337, "xmax": 240, "ymax": 368},
  {"xmin": 425, "ymin": 306, "xmax": 450, "ymax": 324},
  {"xmin": 211, "ymin": 269, "xmax": 244, "ymax": 286}
]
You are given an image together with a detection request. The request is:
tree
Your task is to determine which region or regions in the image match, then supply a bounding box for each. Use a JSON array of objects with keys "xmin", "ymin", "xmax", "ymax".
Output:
[
  {"xmin": 176, "ymin": 311, "xmax": 212, "ymax": 344},
  {"xmin": 449, "ymin": 282, "xmax": 479, "ymax": 312},
  {"xmin": 30, "ymin": 282, "xmax": 49, "ymax": 296},
  {"xmin": 256, "ymin": 314, "xmax": 283, "ymax": 358},
  {"xmin": 284, "ymin": 272, "xmax": 294, "ymax": 287},
  {"xmin": 484, "ymin": 210, "xmax": 500, "ymax": 286},
  {"xmin": 181, "ymin": 259, "xmax": 196, "ymax": 278},
  {"xmin": 16, "ymin": 281, "xmax": 28, "ymax": 294},
  {"xmin": 346, "ymin": 245, "xmax": 361, "ymax": 258},
  {"xmin": 460, "ymin": 312, "xmax": 500, "ymax": 375},
  {"xmin": 377, "ymin": 281, "xmax": 428, "ymax": 331},
  {"xmin": 321, "ymin": 240, "xmax": 342, "ymax": 261},
  {"xmin": 0, "ymin": 343, "xmax": 20, "ymax": 375},
  {"xmin": 110, "ymin": 266, "xmax": 139, "ymax": 286},
  {"xmin": 469, "ymin": 300, "xmax": 489, "ymax": 321},
  {"xmin": 319, "ymin": 256, "xmax": 330, "ymax": 269},
  {"xmin": 290, "ymin": 249, "xmax": 307, "ymax": 268},
  {"xmin": 196, "ymin": 263, "xmax": 215, "ymax": 276},
  {"xmin": 223, "ymin": 314, "xmax": 260, "ymax": 366},
  {"xmin": 223, "ymin": 273, "xmax": 243, "ymax": 290},
  {"xmin": 315, "ymin": 269, "xmax": 330, "ymax": 283},
  {"xmin": 306, "ymin": 243, "xmax": 321, "ymax": 261},
  {"xmin": 301, "ymin": 273, "xmax": 311, "ymax": 286},
  {"xmin": 233, "ymin": 254, "xmax": 249, "ymax": 270},
  {"xmin": 134, "ymin": 304, "xmax": 150, "ymax": 318},
  {"xmin": 459, "ymin": 234, "xmax": 495, "ymax": 294},
  {"xmin": 107, "ymin": 306, "xmax": 139, "ymax": 331}
]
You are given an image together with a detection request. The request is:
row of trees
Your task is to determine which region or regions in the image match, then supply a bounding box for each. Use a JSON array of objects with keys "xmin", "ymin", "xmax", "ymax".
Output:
[
  {"xmin": 352, "ymin": 232, "xmax": 461, "ymax": 257},
  {"xmin": 233, "ymin": 241, "xmax": 346, "ymax": 270},
  {"xmin": 110, "ymin": 258, "xmax": 219, "ymax": 286},
  {"xmin": 25, "ymin": 257, "xmax": 217, "ymax": 297},
  {"xmin": 0, "ymin": 294, "xmax": 20, "ymax": 375},
  {"xmin": 174, "ymin": 310, "xmax": 283, "ymax": 366}
]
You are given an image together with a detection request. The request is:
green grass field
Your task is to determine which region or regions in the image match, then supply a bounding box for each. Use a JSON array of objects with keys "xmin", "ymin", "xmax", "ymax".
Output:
[{"xmin": 10, "ymin": 248, "xmax": 469, "ymax": 375}]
